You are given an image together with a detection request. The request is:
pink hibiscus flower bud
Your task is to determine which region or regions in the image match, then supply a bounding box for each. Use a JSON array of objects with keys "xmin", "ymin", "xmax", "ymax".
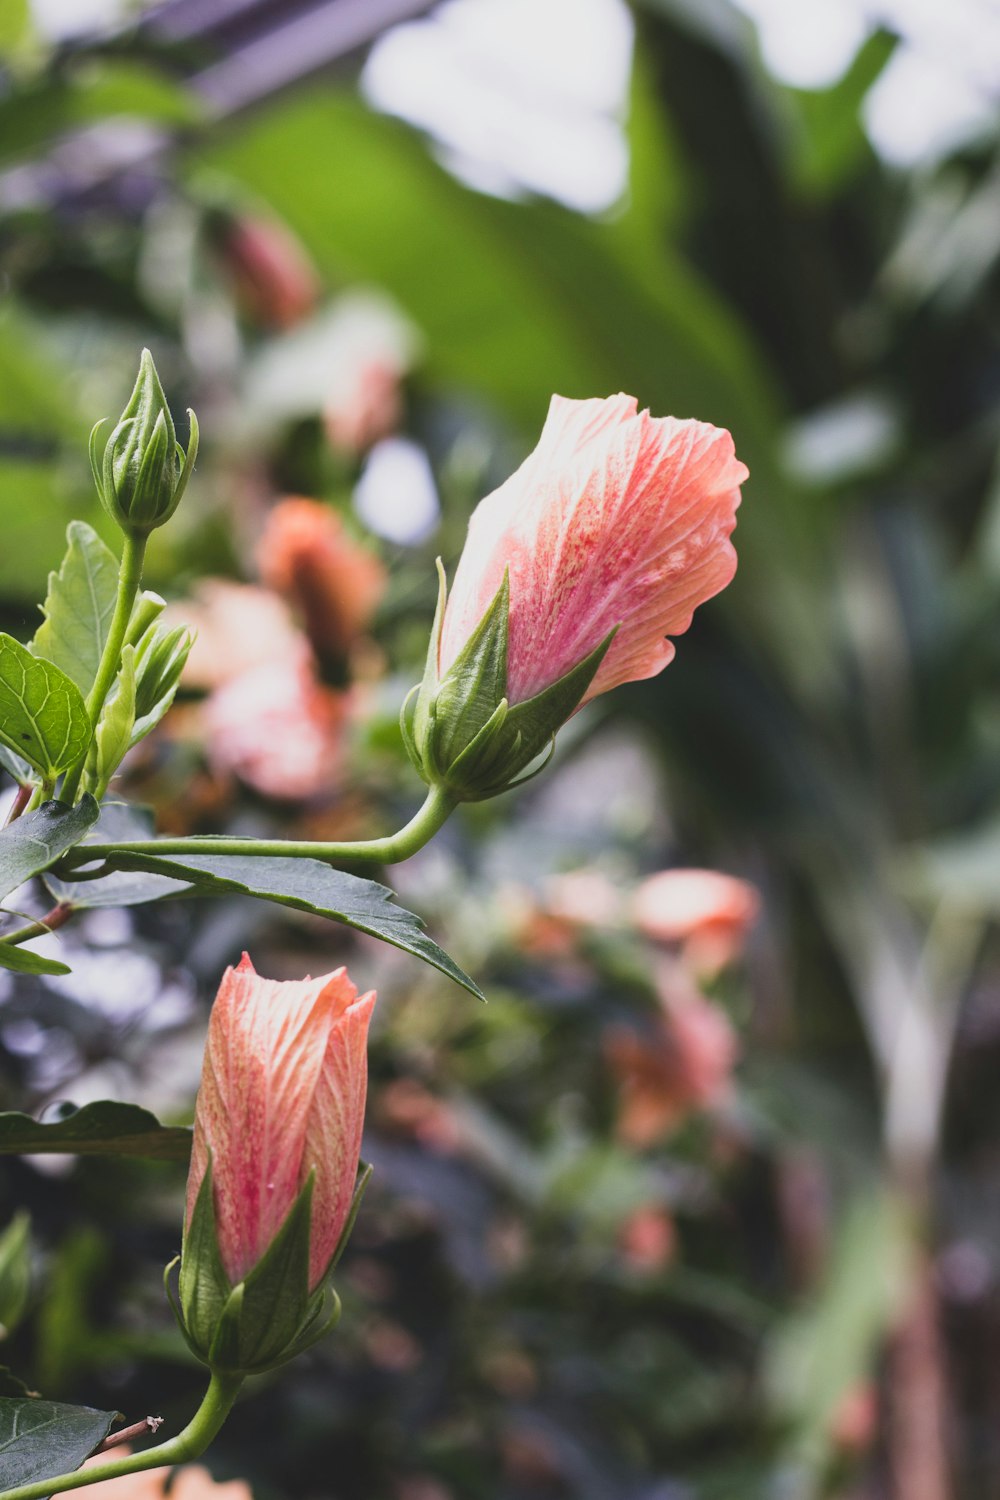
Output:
[
  {"xmin": 403, "ymin": 393, "xmax": 747, "ymax": 802},
  {"xmin": 167, "ymin": 955, "xmax": 375, "ymax": 1375}
]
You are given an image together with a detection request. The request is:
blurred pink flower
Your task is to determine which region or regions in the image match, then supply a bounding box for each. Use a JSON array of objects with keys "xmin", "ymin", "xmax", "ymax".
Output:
[
  {"xmin": 617, "ymin": 1204, "xmax": 677, "ymax": 1273},
  {"xmin": 174, "ymin": 581, "xmax": 308, "ymax": 693},
  {"xmin": 187, "ymin": 953, "xmax": 374, "ymax": 1291},
  {"xmin": 203, "ymin": 656, "xmax": 346, "ymax": 802},
  {"xmin": 219, "ymin": 213, "xmax": 319, "ymax": 330},
  {"xmin": 324, "ymin": 356, "xmax": 403, "ymax": 455},
  {"xmin": 257, "ymin": 498, "xmax": 386, "ymax": 659},
  {"xmin": 439, "ymin": 393, "xmax": 747, "ymax": 706},
  {"xmin": 81, "ymin": 1454, "xmax": 251, "ymax": 1499},
  {"xmin": 633, "ymin": 868, "xmax": 760, "ymax": 974}
]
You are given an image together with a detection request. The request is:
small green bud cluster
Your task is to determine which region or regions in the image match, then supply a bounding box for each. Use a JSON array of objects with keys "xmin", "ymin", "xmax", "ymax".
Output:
[{"xmin": 90, "ymin": 348, "xmax": 199, "ymax": 538}]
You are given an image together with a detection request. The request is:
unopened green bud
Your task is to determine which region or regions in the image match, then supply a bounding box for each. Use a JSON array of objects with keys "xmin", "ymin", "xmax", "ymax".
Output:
[{"xmin": 89, "ymin": 349, "xmax": 199, "ymax": 538}]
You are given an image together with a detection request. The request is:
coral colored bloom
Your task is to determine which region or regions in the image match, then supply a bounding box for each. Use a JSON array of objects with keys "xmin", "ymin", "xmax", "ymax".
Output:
[
  {"xmin": 439, "ymin": 393, "xmax": 747, "ymax": 706},
  {"xmin": 606, "ymin": 994, "xmax": 738, "ymax": 1147},
  {"xmin": 257, "ymin": 498, "xmax": 385, "ymax": 660},
  {"xmin": 633, "ymin": 868, "xmax": 760, "ymax": 973},
  {"xmin": 186, "ymin": 954, "xmax": 375, "ymax": 1291}
]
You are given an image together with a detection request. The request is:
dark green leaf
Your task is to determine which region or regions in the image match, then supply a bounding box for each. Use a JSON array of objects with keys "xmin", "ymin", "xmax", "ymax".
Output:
[
  {"xmin": 31, "ymin": 522, "xmax": 120, "ymax": 697},
  {"xmin": 0, "ymin": 944, "xmax": 70, "ymax": 977},
  {"xmin": 0, "ymin": 1101, "xmax": 191, "ymax": 1161},
  {"xmin": 0, "ymin": 797, "xmax": 99, "ymax": 905},
  {"xmin": 94, "ymin": 849, "xmax": 483, "ymax": 998},
  {"xmin": 0, "ymin": 637, "xmax": 91, "ymax": 781},
  {"xmin": 0, "ymin": 1398, "xmax": 118, "ymax": 1487},
  {"xmin": 45, "ymin": 802, "xmax": 189, "ymax": 909}
]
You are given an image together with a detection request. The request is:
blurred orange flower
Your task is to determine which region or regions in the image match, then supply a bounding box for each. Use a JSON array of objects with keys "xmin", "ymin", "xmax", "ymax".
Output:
[
  {"xmin": 632, "ymin": 868, "xmax": 759, "ymax": 975},
  {"xmin": 258, "ymin": 498, "xmax": 386, "ymax": 661},
  {"xmin": 606, "ymin": 992, "xmax": 739, "ymax": 1147}
]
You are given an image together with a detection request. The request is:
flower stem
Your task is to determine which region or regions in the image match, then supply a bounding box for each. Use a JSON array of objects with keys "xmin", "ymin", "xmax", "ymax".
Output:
[
  {"xmin": 0, "ymin": 902, "xmax": 74, "ymax": 948},
  {"xmin": 60, "ymin": 783, "xmax": 458, "ymax": 871},
  {"xmin": 0, "ymin": 1372, "xmax": 243, "ymax": 1500},
  {"xmin": 61, "ymin": 534, "xmax": 146, "ymax": 806}
]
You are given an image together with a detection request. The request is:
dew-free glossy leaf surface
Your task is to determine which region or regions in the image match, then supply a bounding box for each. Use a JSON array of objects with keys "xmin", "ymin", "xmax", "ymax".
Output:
[
  {"xmin": 0, "ymin": 797, "xmax": 99, "ymax": 905},
  {"xmin": 31, "ymin": 521, "xmax": 120, "ymax": 696},
  {"xmin": 100, "ymin": 848, "xmax": 484, "ymax": 998},
  {"xmin": 0, "ymin": 636, "xmax": 91, "ymax": 780}
]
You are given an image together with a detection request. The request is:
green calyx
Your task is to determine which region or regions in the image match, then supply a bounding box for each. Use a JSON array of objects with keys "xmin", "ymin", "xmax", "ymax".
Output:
[
  {"xmin": 167, "ymin": 1155, "xmax": 372, "ymax": 1377},
  {"xmin": 90, "ymin": 349, "xmax": 199, "ymax": 538},
  {"xmin": 402, "ymin": 560, "xmax": 615, "ymax": 803}
]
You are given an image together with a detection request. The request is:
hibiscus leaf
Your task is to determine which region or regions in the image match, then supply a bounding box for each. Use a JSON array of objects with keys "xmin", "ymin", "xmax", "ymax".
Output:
[
  {"xmin": 0, "ymin": 1101, "xmax": 191, "ymax": 1160},
  {"xmin": 73, "ymin": 849, "xmax": 484, "ymax": 999},
  {"xmin": 0, "ymin": 636, "xmax": 91, "ymax": 781},
  {"xmin": 30, "ymin": 521, "xmax": 119, "ymax": 697},
  {"xmin": 0, "ymin": 1399, "xmax": 119, "ymax": 1488},
  {"xmin": 0, "ymin": 944, "xmax": 70, "ymax": 977},
  {"xmin": 0, "ymin": 796, "xmax": 99, "ymax": 905}
]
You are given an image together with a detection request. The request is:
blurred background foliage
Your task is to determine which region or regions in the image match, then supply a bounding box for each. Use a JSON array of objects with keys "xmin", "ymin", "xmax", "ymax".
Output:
[{"xmin": 1, "ymin": 0, "xmax": 1000, "ymax": 1496}]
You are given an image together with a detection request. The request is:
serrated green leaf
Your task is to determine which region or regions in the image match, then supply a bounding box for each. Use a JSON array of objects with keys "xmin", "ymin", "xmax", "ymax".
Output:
[
  {"xmin": 0, "ymin": 1101, "xmax": 191, "ymax": 1160},
  {"xmin": 93, "ymin": 645, "xmax": 135, "ymax": 797},
  {"xmin": 0, "ymin": 944, "xmax": 70, "ymax": 977},
  {"xmin": 0, "ymin": 1398, "xmax": 118, "ymax": 1487},
  {"xmin": 0, "ymin": 636, "xmax": 91, "ymax": 781},
  {"xmin": 44, "ymin": 802, "xmax": 189, "ymax": 910},
  {"xmin": 31, "ymin": 522, "xmax": 120, "ymax": 697},
  {"xmin": 0, "ymin": 797, "xmax": 99, "ymax": 905},
  {"xmin": 77, "ymin": 848, "xmax": 483, "ymax": 998}
]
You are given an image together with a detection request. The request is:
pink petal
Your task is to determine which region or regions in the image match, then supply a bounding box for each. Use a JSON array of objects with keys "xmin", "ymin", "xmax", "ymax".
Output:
[
  {"xmin": 187, "ymin": 955, "xmax": 359, "ymax": 1285},
  {"xmin": 301, "ymin": 988, "xmax": 376, "ymax": 1288},
  {"xmin": 440, "ymin": 395, "xmax": 747, "ymax": 706}
]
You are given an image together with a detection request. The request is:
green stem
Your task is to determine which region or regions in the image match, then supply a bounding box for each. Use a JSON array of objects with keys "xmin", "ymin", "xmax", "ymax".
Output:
[
  {"xmin": 61, "ymin": 534, "xmax": 146, "ymax": 806},
  {"xmin": 0, "ymin": 1371, "xmax": 243, "ymax": 1500},
  {"xmin": 60, "ymin": 783, "xmax": 457, "ymax": 871},
  {"xmin": 0, "ymin": 902, "xmax": 74, "ymax": 948}
]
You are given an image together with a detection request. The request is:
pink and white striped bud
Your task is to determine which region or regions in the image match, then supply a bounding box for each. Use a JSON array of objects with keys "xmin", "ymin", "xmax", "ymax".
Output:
[
  {"xmin": 171, "ymin": 955, "xmax": 374, "ymax": 1373},
  {"xmin": 405, "ymin": 393, "xmax": 747, "ymax": 802}
]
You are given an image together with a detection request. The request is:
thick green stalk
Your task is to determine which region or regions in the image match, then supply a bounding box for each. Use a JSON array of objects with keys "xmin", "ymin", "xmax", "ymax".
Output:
[
  {"xmin": 60, "ymin": 534, "xmax": 146, "ymax": 806},
  {"xmin": 0, "ymin": 1372, "xmax": 243, "ymax": 1500},
  {"xmin": 60, "ymin": 783, "xmax": 457, "ymax": 871}
]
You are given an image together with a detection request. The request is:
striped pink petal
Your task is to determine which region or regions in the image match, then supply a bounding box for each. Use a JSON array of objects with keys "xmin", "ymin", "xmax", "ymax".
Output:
[
  {"xmin": 439, "ymin": 394, "xmax": 747, "ymax": 706},
  {"xmin": 186, "ymin": 954, "xmax": 374, "ymax": 1288}
]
